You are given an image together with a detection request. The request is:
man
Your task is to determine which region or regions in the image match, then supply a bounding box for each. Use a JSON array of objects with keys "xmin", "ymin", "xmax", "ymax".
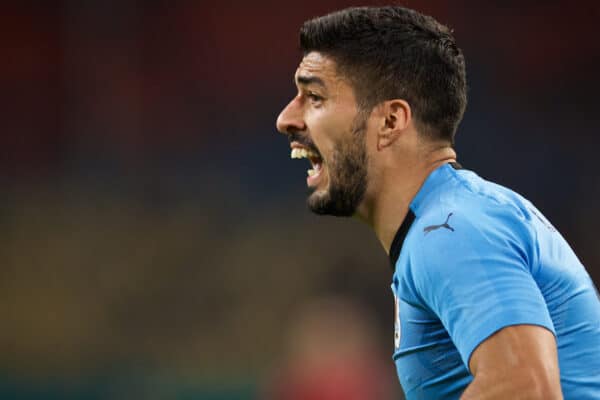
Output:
[{"xmin": 275, "ymin": 6, "xmax": 600, "ymax": 400}]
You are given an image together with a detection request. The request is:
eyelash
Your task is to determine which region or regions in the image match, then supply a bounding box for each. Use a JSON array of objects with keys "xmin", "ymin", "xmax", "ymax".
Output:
[{"xmin": 306, "ymin": 92, "xmax": 323, "ymax": 103}]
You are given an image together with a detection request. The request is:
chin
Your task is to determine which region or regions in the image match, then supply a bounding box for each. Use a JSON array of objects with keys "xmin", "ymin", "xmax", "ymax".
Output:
[
  {"xmin": 306, "ymin": 189, "xmax": 329, "ymax": 214},
  {"xmin": 307, "ymin": 189, "xmax": 357, "ymax": 217}
]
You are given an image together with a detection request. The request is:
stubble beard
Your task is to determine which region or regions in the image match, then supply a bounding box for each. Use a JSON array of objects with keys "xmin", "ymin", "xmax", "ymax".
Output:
[{"xmin": 307, "ymin": 113, "xmax": 369, "ymax": 217}]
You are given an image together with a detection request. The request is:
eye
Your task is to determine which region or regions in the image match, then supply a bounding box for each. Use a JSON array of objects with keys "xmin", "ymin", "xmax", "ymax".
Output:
[{"xmin": 307, "ymin": 92, "xmax": 324, "ymax": 105}]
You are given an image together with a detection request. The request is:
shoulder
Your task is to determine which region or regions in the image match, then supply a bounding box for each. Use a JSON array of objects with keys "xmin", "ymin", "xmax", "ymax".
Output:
[
  {"xmin": 400, "ymin": 170, "xmax": 537, "ymax": 283},
  {"xmin": 417, "ymin": 168, "xmax": 537, "ymax": 242}
]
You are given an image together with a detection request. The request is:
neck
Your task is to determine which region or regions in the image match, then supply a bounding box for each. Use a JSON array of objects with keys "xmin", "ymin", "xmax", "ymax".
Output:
[{"xmin": 356, "ymin": 145, "xmax": 457, "ymax": 255}]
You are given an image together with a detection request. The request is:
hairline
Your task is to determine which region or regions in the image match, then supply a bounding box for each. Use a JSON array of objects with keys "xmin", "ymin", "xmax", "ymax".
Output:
[{"xmin": 303, "ymin": 50, "xmax": 437, "ymax": 139}]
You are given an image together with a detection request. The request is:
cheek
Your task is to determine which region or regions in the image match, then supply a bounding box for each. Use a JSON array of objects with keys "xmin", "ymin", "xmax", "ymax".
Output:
[{"xmin": 307, "ymin": 110, "xmax": 354, "ymax": 157}]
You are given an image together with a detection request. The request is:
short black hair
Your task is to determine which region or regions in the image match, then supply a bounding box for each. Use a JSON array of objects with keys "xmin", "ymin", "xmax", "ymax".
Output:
[{"xmin": 300, "ymin": 6, "xmax": 467, "ymax": 144}]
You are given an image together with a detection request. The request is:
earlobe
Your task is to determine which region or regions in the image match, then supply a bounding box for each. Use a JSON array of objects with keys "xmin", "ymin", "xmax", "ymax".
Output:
[{"xmin": 377, "ymin": 130, "xmax": 395, "ymax": 150}]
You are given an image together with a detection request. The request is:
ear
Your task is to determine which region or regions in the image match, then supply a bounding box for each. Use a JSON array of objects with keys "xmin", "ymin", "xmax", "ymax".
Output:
[{"xmin": 377, "ymin": 99, "xmax": 412, "ymax": 150}]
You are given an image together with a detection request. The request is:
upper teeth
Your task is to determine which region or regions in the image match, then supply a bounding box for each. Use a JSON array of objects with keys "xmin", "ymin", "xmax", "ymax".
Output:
[{"xmin": 291, "ymin": 148, "xmax": 319, "ymax": 159}]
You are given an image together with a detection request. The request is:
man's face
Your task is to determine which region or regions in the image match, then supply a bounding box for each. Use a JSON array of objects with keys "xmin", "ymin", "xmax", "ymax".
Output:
[{"xmin": 276, "ymin": 52, "xmax": 370, "ymax": 216}]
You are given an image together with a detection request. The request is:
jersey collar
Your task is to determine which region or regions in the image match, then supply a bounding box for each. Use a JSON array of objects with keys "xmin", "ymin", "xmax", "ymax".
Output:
[{"xmin": 388, "ymin": 162, "xmax": 462, "ymax": 270}]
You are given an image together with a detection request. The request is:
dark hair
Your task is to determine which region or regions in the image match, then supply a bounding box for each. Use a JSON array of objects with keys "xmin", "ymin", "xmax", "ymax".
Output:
[{"xmin": 300, "ymin": 6, "xmax": 467, "ymax": 143}]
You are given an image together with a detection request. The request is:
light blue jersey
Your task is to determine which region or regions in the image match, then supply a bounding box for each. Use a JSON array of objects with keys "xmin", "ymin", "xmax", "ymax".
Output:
[{"xmin": 390, "ymin": 163, "xmax": 600, "ymax": 399}]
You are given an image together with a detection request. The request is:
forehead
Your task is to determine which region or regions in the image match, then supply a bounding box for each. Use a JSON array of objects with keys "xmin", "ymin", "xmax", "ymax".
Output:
[{"xmin": 295, "ymin": 52, "xmax": 343, "ymax": 85}]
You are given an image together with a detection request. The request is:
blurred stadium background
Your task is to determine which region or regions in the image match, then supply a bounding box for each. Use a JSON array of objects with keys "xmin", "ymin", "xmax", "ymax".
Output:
[{"xmin": 2, "ymin": 1, "xmax": 599, "ymax": 399}]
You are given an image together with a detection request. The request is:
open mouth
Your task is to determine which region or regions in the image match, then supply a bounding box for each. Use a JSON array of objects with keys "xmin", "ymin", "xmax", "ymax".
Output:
[{"xmin": 290, "ymin": 143, "xmax": 324, "ymax": 186}]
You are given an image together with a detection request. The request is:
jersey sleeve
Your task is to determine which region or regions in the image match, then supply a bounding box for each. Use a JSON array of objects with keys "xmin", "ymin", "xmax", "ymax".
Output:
[{"xmin": 408, "ymin": 209, "xmax": 555, "ymax": 369}]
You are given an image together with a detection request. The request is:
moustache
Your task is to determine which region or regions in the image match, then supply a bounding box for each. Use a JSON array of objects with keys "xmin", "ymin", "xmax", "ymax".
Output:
[{"xmin": 287, "ymin": 132, "xmax": 321, "ymax": 155}]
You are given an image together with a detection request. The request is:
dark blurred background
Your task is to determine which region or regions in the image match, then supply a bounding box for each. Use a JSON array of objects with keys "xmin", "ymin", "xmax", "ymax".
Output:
[{"xmin": 1, "ymin": 1, "xmax": 599, "ymax": 399}]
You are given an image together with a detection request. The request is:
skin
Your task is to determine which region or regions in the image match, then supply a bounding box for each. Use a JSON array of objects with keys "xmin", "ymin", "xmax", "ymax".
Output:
[
  {"xmin": 463, "ymin": 325, "xmax": 563, "ymax": 399},
  {"xmin": 276, "ymin": 51, "xmax": 562, "ymax": 399},
  {"xmin": 276, "ymin": 51, "xmax": 456, "ymax": 252},
  {"xmin": 277, "ymin": 53, "xmax": 368, "ymax": 216}
]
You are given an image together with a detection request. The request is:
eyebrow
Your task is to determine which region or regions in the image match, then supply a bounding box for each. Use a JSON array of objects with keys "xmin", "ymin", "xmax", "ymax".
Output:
[{"xmin": 296, "ymin": 75, "xmax": 326, "ymax": 88}]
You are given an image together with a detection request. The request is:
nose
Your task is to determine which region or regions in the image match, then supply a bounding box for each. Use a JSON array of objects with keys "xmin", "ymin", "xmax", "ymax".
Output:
[{"xmin": 276, "ymin": 96, "xmax": 306, "ymax": 135}]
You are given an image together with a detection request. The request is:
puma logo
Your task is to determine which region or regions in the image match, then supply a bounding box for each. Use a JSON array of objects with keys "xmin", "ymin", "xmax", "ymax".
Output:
[{"xmin": 424, "ymin": 213, "xmax": 455, "ymax": 235}]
